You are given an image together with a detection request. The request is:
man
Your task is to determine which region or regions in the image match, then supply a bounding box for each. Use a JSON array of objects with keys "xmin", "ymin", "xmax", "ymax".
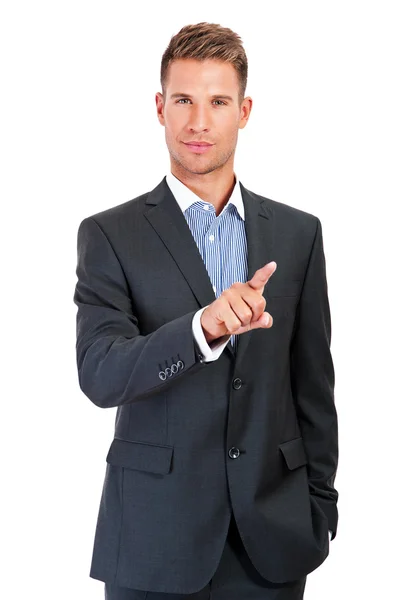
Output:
[{"xmin": 73, "ymin": 22, "xmax": 339, "ymax": 600}]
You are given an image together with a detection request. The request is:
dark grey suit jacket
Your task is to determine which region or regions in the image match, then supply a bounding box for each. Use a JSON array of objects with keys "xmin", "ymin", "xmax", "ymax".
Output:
[{"xmin": 73, "ymin": 176, "xmax": 339, "ymax": 594}]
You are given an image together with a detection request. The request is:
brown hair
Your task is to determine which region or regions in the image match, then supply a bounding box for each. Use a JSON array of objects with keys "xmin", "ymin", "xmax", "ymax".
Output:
[{"xmin": 160, "ymin": 22, "xmax": 248, "ymax": 104}]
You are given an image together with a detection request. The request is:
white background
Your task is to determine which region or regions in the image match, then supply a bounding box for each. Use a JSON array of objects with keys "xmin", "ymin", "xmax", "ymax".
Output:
[{"xmin": 1, "ymin": 1, "xmax": 398, "ymax": 598}]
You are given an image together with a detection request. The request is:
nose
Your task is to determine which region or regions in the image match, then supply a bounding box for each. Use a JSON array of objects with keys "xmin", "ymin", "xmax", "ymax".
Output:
[{"xmin": 187, "ymin": 103, "xmax": 211, "ymax": 134}]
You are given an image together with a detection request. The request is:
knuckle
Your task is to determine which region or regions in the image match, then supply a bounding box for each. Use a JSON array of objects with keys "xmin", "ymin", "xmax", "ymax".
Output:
[
  {"xmin": 256, "ymin": 297, "xmax": 266, "ymax": 310},
  {"xmin": 242, "ymin": 310, "xmax": 252, "ymax": 322},
  {"xmin": 228, "ymin": 319, "xmax": 241, "ymax": 333}
]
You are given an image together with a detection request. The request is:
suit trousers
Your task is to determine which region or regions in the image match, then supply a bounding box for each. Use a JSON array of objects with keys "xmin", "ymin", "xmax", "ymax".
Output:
[{"xmin": 104, "ymin": 513, "xmax": 307, "ymax": 600}]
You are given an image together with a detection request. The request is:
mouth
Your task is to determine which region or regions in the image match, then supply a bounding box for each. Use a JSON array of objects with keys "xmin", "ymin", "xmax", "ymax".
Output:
[{"xmin": 183, "ymin": 142, "xmax": 214, "ymax": 154}]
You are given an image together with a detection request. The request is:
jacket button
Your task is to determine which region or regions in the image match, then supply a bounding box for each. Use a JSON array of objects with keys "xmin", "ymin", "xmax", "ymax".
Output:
[
  {"xmin": 228, "ymin": 447, "xmax": 241, "ymax": 459},
  {"xmin": 232, "ymin": 378, "xmax": 242, "ymax": 389}
]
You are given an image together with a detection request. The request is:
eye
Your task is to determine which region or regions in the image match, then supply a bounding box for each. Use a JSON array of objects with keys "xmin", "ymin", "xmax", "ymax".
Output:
[{"xmin": 175, "ymin": 99, "xmax": 227, "ymax": 105}]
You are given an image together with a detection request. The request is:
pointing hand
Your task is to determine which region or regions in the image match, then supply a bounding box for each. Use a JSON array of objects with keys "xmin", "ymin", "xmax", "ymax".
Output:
[{"xmin": 200, "ymin": 261, "xmax": 277, "ymax": 343}]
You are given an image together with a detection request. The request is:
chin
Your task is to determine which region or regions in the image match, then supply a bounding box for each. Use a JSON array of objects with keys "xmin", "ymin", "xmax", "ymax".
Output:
[
  {"xmin": 186, "ymin": 159, "xmax": 217, "ymax": 173},
  {"xmin": 174, "ymin": 156, "xmax": 208, "ymax": 173}
]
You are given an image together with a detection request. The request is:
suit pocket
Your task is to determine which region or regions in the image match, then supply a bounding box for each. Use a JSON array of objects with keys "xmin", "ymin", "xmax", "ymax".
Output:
[
  {"xmin": 279, "ymin": 436, "xmax": 308, "ymax": 470},
  {"xmin": 106, "ymin": 438, "xmax": 174, "ymax": 475},
  {"xmin": 267, "ymin": 279, "xmax": 302, "ymax": 298}
]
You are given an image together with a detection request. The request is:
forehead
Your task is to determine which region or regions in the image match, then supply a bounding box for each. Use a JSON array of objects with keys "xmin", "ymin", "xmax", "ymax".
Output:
[{"xmin": 166, "ymin": 58, "xmax": 239, "ymax": 92}]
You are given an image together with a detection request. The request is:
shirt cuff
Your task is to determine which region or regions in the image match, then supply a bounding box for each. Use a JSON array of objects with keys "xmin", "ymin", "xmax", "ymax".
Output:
[
  {"xmin": 192, "ymin": 306, "xmax": 231, "ymax": 362},
  {"xmin": 329, "ymin": 530, "xmax": 333, "ymax": 541}
]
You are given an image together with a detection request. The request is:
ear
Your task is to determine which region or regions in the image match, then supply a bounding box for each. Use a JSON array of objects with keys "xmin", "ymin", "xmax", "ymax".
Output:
[
  {"xmin": 155, "ymin": 92, "xmax": 165, "ymax": 126},
  {"xmin": 239, "ymin": 96, "xmax": 253, "ymax": 130}
]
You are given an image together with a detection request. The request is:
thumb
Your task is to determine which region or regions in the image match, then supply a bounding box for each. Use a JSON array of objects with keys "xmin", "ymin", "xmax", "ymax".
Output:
[{"xmin": 249, "ymin": 311, "xmax": 273, "ymax": 330}]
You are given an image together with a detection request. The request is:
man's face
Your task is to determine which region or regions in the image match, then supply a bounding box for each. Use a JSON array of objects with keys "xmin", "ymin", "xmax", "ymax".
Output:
[{"xmin": 156, "ymin": 59, "xmax": 252, "ymax": 175}]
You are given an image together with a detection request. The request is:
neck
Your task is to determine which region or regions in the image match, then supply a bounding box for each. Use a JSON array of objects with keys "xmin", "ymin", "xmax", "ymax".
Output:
[{"xmin": 170, "ymin": 163, "xmax": 236, "ymax": 217}]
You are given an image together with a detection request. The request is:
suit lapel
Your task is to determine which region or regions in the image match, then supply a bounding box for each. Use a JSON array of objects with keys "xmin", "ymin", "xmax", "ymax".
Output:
[
  {"xmin": 144, "ymin": 177, "xmax": 274, "ymax": 363},
  {"xmin": 233, "ymin": 181, "xmax": 275, "ymax": 364}
]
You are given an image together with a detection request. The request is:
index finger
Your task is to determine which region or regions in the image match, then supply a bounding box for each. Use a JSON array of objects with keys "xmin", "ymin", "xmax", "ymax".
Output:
[{"xmin": 247, "ymin": 261, "xmax": 277, "ymax": 292}]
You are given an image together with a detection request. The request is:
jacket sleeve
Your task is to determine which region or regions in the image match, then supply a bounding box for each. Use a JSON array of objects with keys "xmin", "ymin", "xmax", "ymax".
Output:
[
  {"xmin": 289, "ymin": 217, "xmax": 339, "ymax": 539},
  {"xmin": 73, "ymin": 216, "xmax": 208, "ymax": 409}
]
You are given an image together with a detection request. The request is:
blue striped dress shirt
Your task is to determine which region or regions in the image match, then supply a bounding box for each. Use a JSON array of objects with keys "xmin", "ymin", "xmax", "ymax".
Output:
[{"xmin": 165, "ymin": 171, "xmax": 248, "ymax": 362}]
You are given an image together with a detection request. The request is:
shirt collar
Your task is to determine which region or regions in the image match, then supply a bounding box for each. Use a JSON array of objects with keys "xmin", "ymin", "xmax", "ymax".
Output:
[{"xmin": 165, "ymin": 171, "xmax": 245, "ymax": 221}]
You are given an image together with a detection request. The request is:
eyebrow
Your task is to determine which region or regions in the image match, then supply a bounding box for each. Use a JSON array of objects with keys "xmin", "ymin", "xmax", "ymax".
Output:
[{"xmin": 170, "ymin": 93, "xmax": 234, "ymax": 102}]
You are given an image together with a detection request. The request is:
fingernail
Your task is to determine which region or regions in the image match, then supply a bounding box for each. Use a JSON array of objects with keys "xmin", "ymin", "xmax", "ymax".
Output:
[{"xmin": 263, "ymin": 314, "xmax": 270, "ymax": 325}]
